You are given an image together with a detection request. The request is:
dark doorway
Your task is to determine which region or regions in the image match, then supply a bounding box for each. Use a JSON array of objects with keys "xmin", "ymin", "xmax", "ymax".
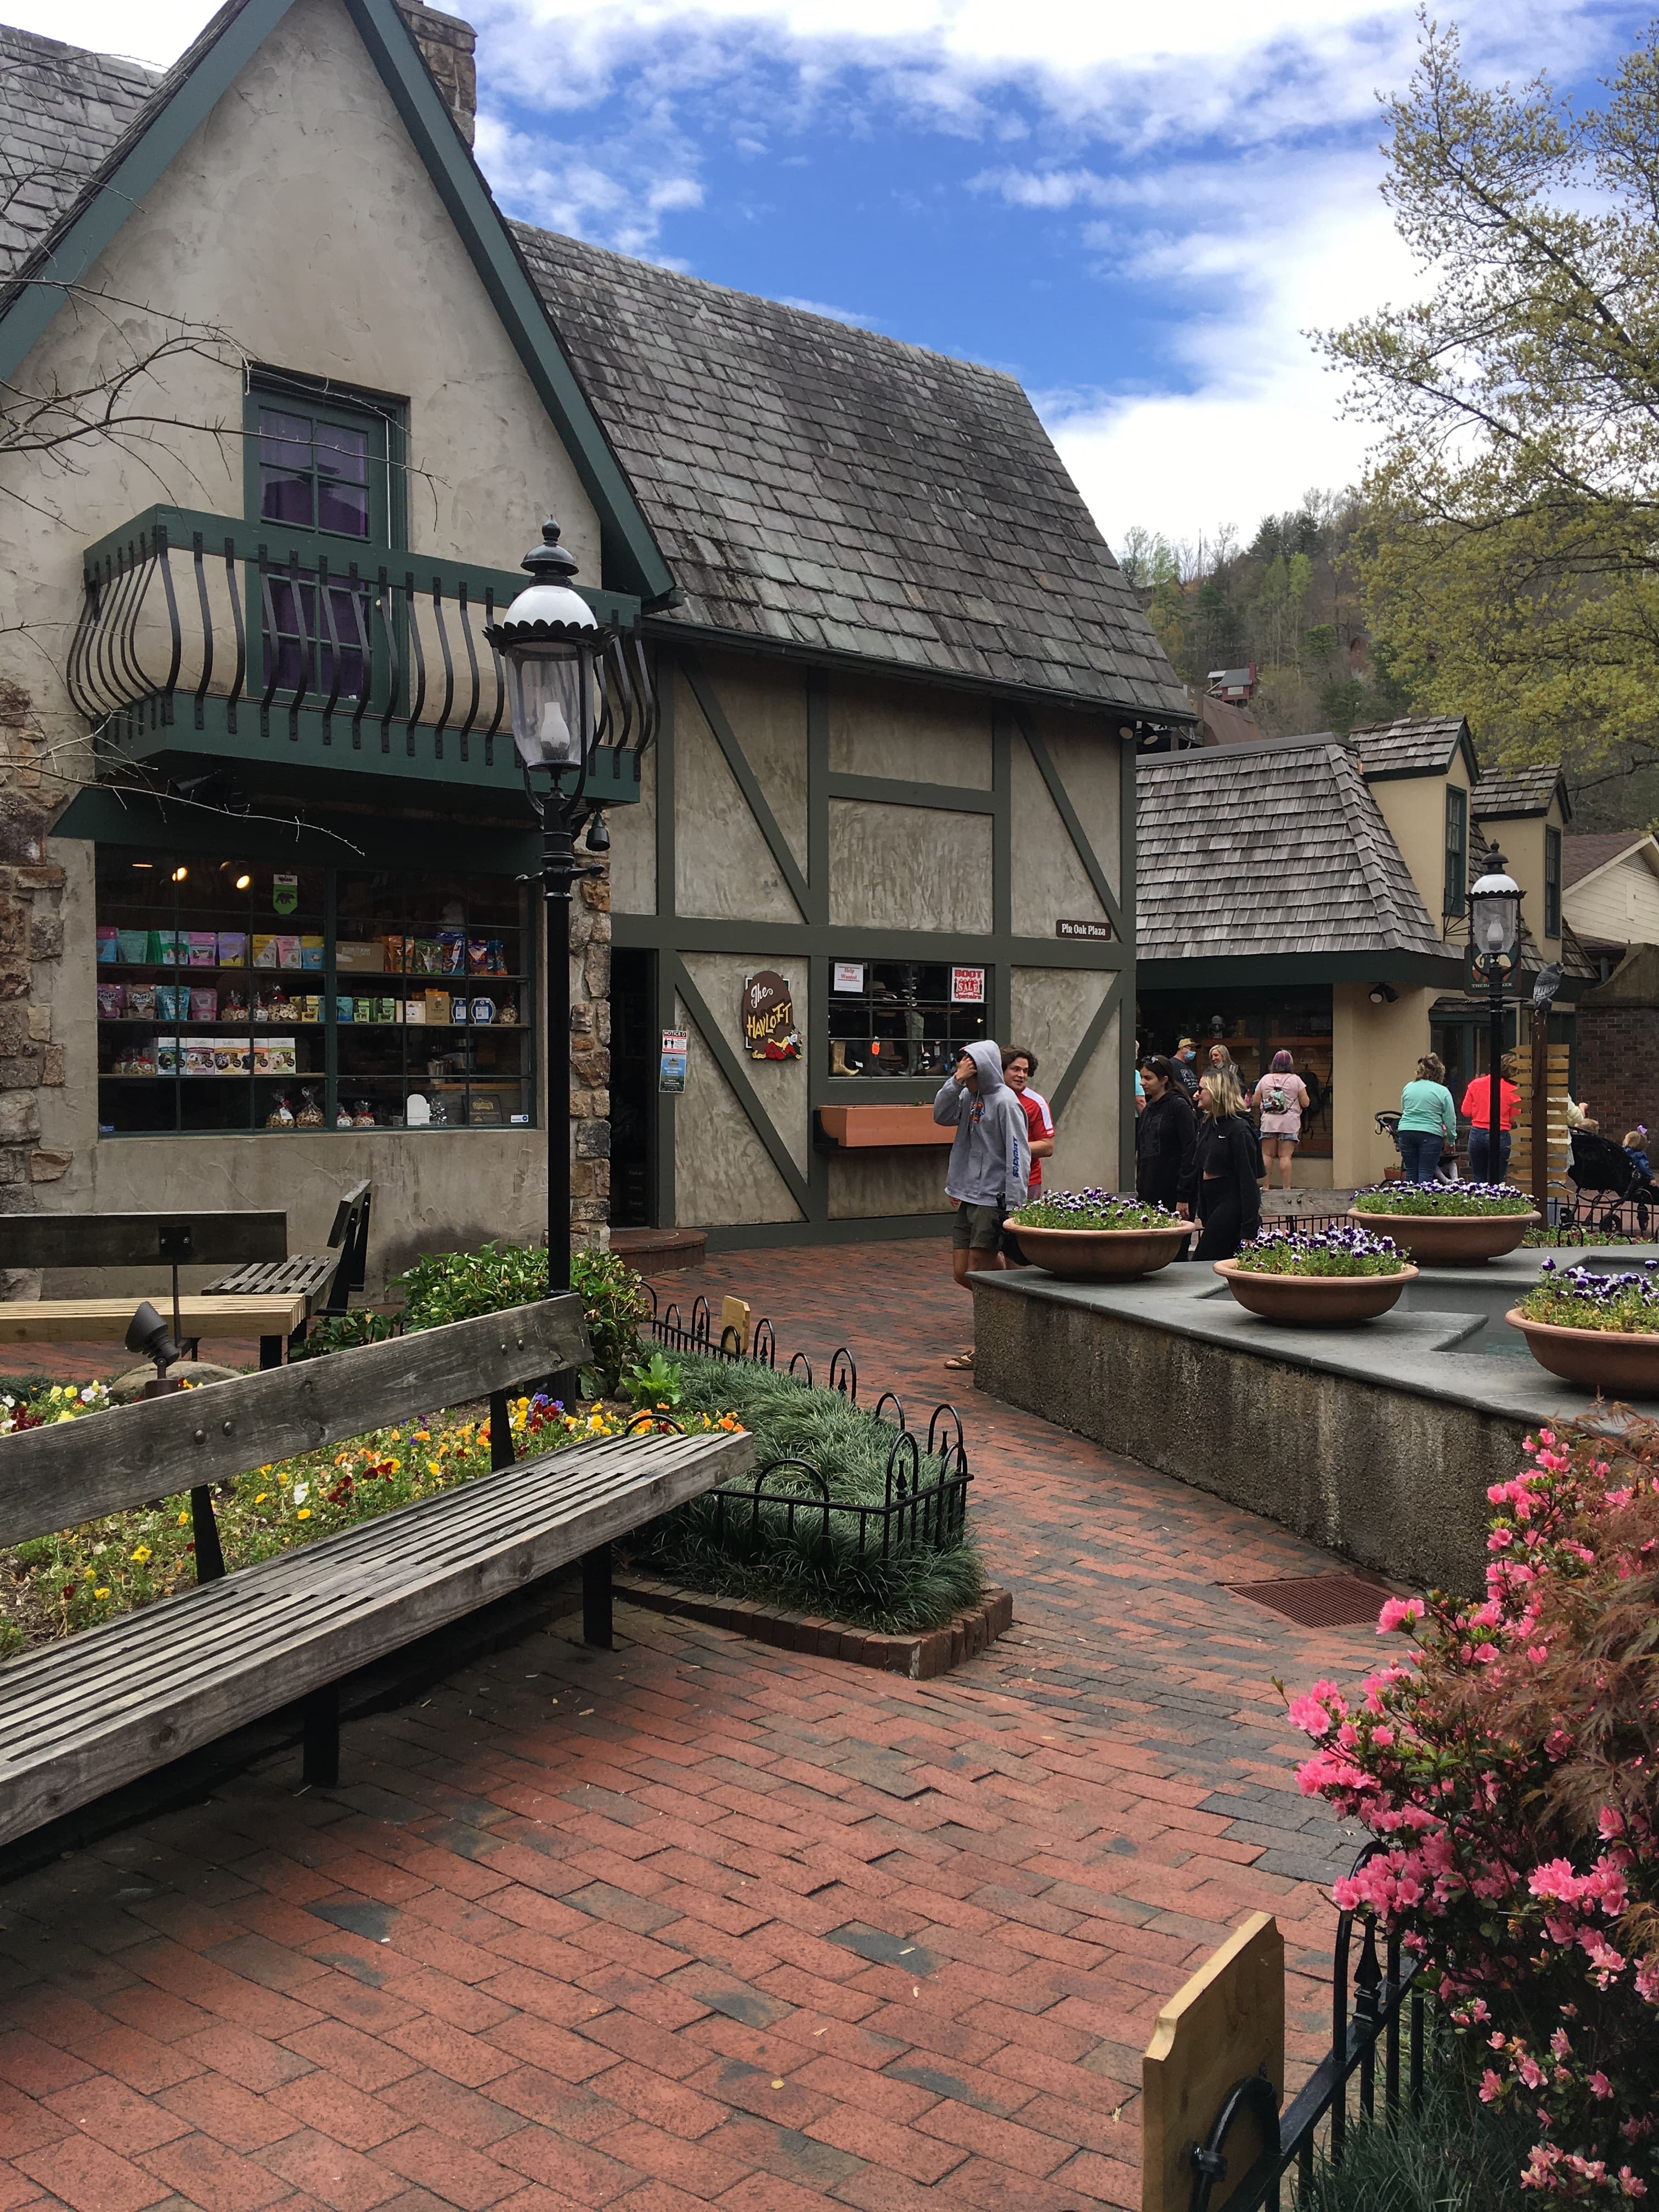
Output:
[{"xmin": 610, "ymin": 946, "xmax": 655, "ymax": 1228}]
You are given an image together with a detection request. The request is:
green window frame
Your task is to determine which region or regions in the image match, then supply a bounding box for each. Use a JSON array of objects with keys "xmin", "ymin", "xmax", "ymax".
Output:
[
  {"xmin": 1545, "ymin": 823, "xmax": 1562, "ymax": 938},
  {"xmin": 1444, "ymin": 786, "xmax": 1468, "ymax": 919},
  {"xmin": 242, "ymin": 369, "xmax": 406, "ymax": 548}
]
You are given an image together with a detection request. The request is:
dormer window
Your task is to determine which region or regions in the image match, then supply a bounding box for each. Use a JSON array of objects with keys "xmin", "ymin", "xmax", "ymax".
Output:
[
  {"xmin": 1444, "ymin": 786, "xmax": 1468, "ymax": 919},
  {"xmin": 1545, "ymin": 823, "xmax": 1562, "ymax": 936}
]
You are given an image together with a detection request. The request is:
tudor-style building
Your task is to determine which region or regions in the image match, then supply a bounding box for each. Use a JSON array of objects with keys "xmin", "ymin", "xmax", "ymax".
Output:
[{"xmin": 0, "ymin": 0, "xmax": 1187, "ymax": 1282}]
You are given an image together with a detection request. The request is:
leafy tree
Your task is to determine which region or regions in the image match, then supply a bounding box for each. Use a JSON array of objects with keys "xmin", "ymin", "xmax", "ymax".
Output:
[{"xmin": 1325, "ymin": 15, "xmax": 1659, "ymax": 779}]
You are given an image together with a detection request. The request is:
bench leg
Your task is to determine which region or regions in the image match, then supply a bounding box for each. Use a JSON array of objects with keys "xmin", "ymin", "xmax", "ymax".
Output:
[
  {"xmin": 301, "ymin": 1684, "xmax": 340, "ymax": 1788},
  {"xmin": 191, "ymin": 1488, "xmax": 227, "ymax": 1582},
  {"xmin": 259, "ymin": 1335, "xmax": 283, "ymax": 1371},
  {"xmin": 489, "ymin": 1389, "xmax": 515, "ymax": 1471},
  {"xmin": 583, "ymin": 1543, "xmax": 613, "ymax": 1650}
]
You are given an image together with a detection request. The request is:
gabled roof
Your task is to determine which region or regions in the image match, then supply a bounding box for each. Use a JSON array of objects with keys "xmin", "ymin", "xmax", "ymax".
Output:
[
  {"xmin": 514, "ymin": 228, "xmax": 1190, "ymax": 715},
  {"xmin": 1563, "ymin": 831, "xmax": 1659, "ymax": 890},
  {"xmin": 1350, "ymin": 714, "xmax": 1478, "ymax": 783},
  {"xmin": 1473, "ymin": 761, "xmax": 1570, "ymax": 822},
  {"xmin": 0, "ymin": 0, "xmax": 676, "ymax": 606},
  {"xmin": 1137, "ymin": 741, "xmax": 1454, "ymax": 975}
]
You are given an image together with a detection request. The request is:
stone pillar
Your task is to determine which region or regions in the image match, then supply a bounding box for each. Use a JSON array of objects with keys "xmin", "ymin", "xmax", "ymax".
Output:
[
  {"xmin": 566, "ymin": 867, "xmax": 611, "ymax": 1253},
  {"xmin": 0, "ymin": 680, "xmax": 69, "ymax": 1292}
]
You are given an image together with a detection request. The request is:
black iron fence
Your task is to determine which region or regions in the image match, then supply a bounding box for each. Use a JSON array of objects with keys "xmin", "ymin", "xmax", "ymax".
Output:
[
  {"xmin": 1189, "ymin": 1840, "xmax": 1427, "ymax": 2211},
  {"xmin": 639, "ymin": 1287, "xmax": 972, "ymax": 1560}
]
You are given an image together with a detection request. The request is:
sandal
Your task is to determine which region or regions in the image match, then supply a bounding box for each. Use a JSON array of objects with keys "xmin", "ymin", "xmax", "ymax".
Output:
[{"xmin": 943, "ymin": 1351, "xmax": 974, "ymax": 1370}]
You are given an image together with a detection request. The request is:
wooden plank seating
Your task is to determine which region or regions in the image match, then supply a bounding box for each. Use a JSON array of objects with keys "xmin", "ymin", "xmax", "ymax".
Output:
[
  {"xmin": 0, "ymin": 1295, "xmax": 753, "ymax": 1849},
  {"xmin": 202, "ymin": 1178, "xmax": 374, "ymax": 1362},
  {"xmin": 0, "ymin": 1294, "xmax": 307, "ymax": 1344}
]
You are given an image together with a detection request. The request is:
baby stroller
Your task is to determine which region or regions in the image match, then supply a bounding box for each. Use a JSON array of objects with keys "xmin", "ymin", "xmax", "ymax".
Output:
[{"xmin": 1562, "ymin": 1128, "xmax": 1659, "ymax": 1235}]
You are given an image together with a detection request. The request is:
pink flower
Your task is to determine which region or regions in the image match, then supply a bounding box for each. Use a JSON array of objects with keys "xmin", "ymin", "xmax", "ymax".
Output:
[
  {"xmin": 1376, "ymin": 1596, "xmax": 1425, "ymax": 1635},
  {"xmin": 1589, "ymin": 2072, "xmax": 1614, "ymax": 2100}
]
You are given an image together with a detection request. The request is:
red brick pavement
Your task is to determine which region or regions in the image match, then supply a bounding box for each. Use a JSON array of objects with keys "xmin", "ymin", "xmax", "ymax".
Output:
[{"xmin": 0, "ymin": 1240, "xmax": 1423, "ymax": 2210}]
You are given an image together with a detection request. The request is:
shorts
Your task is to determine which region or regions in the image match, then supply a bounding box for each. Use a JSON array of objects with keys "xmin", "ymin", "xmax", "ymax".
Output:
[{"xmin": 951, "ymin": 1201, "xmax": 1005, "ymax": 1253}]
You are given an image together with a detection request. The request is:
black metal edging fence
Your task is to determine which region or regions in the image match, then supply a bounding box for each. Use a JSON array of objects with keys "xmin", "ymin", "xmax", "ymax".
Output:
[
  {"xmin": 639, "ymin": 1287, "xmax": 971, "ymax": 1560},
  {"xmin": 1189, "ymin": 1840, "xmax": 1428, "ymax": 2212}
]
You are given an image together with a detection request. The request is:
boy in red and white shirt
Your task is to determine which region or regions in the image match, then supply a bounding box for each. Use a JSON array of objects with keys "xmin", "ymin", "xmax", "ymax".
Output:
[{"xmin": 1001, "ymin": 1047, "xmax": 1053, "ymax": 1191}]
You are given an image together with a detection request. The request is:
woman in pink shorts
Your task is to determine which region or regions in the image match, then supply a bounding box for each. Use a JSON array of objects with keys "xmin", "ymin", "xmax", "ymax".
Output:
[{"xmin": 1252, "ymin": 1049, "xmax": 1310, "ymax": 1191}]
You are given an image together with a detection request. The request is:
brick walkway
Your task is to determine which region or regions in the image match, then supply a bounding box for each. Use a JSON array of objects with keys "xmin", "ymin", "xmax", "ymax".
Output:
[{"xmin": 0, "ymin": 1240, "xmax": 1409, "ymax": 2211}]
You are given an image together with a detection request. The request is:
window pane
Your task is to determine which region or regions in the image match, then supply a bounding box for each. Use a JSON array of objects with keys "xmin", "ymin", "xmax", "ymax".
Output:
[
  {"xmin": 316, "ymin": 477, "xmax": 370, "ymax": 538},
  {"xmin": 261, "ymin": 469, "xmax": 314, "ymax": 526},
  {"xmin": 257, "ymin": 409, "xmax": 312, "ymax": 465},
  {"xmin": 315, "ymin": 422, "xmax": 369, "ymax": 481}
]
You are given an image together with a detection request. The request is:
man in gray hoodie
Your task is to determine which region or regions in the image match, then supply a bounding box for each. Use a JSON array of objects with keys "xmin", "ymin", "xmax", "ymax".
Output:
[{"xmin": 934, "ymin": 1038, "xmax": 1030, "ymax": 1366}]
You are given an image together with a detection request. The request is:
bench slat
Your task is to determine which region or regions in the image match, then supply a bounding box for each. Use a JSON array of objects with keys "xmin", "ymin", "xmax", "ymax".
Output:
[
  {"xmin": 204, "ymin": 1259, "xmax": 336, "ymax": 1299},
  {"xmin": 0, "ymin": 1427, "xmax": 750, "ymax": 1846},
  {"xmin": 0, "ymin": 1298, "xmax": 588, "ymax": 1544},
  {"xmin": 0, "ymin": 1211, "xmax": 288, "ymax": 1269}
]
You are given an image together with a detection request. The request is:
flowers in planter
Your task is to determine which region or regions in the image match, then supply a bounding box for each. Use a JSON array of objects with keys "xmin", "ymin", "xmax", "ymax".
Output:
[
  {"xmin": 1352, "ymin": 1180, "xmax": 1534, "ymax": 1217},
  {"xmin": 1287, "ymin": 1421, "xmax": 1659, "ymax": 2198},
  {"xmin": 1233, "ymin": 1224, "xmax": 1408, "ymax": 1277},
  {"xmin": 1521, "ymin": 1256, "xmax": 1659, "ymax": 1335},
  {"xmin": 1008, "ymin": 1188, "xmax": 1180, "ymax": 1231}
]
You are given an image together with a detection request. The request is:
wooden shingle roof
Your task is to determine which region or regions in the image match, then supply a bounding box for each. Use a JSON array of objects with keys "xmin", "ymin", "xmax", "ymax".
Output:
[
  {"xmin": 513, "ymin": 228, "xmax": 1190, "ymax": 714},
  {"xmin": 1349, "ymin": 715, "xmax": 1474, "ymax": 780},
  {"xmin": 1473, "ymin": 763, "xmax": 1570, "ymax": 821},
  {"xmin": 1137, "ymin": 739, "xmax": 1449, "ymax": 966}
]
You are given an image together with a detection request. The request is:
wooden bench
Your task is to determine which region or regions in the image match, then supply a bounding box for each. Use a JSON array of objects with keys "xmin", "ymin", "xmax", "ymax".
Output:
[
  {"xmin": 0, "ymin": 1294, "xmax": 307, "ymax": 1345},
  {"xmin": 0, "ymin": 1296, "xmax": 752, "ymax": 1849},
  {"xmin": 202, "ymin": 1178, "xmax": 374, "ymax": 1362}
]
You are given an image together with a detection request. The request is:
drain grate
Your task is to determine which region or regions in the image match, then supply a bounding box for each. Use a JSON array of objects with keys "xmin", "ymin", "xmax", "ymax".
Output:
[{"xmin": 1221, "ymin": 1572, "xmax": 1397, "ymax": 1629}]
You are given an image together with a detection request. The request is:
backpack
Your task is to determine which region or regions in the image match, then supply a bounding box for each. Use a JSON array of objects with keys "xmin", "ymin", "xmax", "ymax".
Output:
[{"xmin": 1263, "ymin": 1081, "xmax": 1288, "ymax": 1115}]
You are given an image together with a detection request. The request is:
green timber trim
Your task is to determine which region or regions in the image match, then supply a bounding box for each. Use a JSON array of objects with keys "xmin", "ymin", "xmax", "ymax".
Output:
[
  {"xmin": 668, "ymin": 954, "xmax": 810, "ymax": 1219},
  {"xmin": 680, "ymin": 656, "xmax": 811, "ymax": 921},
  {"xmin": 613, "ymin": 913, "xmax": 1131, "ymax": 973},
  {"xmin": 0, "ymin": 0, "xmax": 299, "ymax": 381},
  {"xmin": 1048, "ymin": 972, "xmax": 1125, "ymax": 1123},
  {"xmin": 0, "ymin": 0, "xmax": 674, "ymax": 607},
  {"xmin": 47, "ymin": 783, "xmax": 540, "ymax": 876},
  {"xmin": 991, "ymin": 716, "xmax": 1013, "ymax": 1045},
  {"xmin": 1136, "ymin": 950, "xmax": 1466, "ymax": 990},
  {"xmin": 652, "ymin": 672, "xmax": 678, "ymax": 1224},
  {"xmin": 826, "ymin": 772, "xmax": 994, "ymax": 815},
  {"xmin": 1015, "ymin": 711, "xmax": 1124, "ymax": 940},
  {"xmin": 1119, "ymin": 732, "xmax": 1138, "ymax": 1190}
]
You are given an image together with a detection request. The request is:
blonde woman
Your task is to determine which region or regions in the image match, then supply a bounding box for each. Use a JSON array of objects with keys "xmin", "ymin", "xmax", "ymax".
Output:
[{"xmin": 1192, "ymin": 1065, "xmax": 1263, "ymax": 1261}]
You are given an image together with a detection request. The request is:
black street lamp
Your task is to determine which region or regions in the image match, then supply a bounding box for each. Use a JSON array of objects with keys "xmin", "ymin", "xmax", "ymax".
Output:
[
  {"xmin": 1468, "ymin": 845, "xmax": 1523, "ymax": 1184},
  {"xmin": 486, "ymin": 519, "xmax": 657, "ymax": 1291}
]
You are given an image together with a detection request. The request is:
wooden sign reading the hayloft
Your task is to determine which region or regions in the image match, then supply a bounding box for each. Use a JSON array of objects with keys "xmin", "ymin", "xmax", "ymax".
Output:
[{"xmin": 743, "ymin": 970, "xmax": 800, "ymax": 1059}]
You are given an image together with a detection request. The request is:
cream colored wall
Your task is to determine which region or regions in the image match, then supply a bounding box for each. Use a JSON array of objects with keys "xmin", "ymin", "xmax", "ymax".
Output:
[
  {"xmin": 828, "ymin": 802, "xmax": 992, "ymax": 933},
  {"xmin": 670, "ymin": 991, "xmax": 803, "ymax": 1226},
  {"xmin": 827, "ymin": 680, "xmax": 991, "ymax": 787},
  {"xmin": 675, "ymin": 669, "xmax": 803, "ymax": 923},
  {"xmin": 1565, "ymin": 849, "xmax": 1659, "ymax": 945},
  {"xmin": 1478, "ymin": 801, "xmax": 1564, "ymax": 950},
  {"xmin": 1008, "ymin": 968, "xmax": 1119, "ymax": 1189},
  {"xmin": 681, "ymin": 951, "xmax": 809, "ymax": 1182},
  {"xmin": 1331, "ymin": 982, "xmax": 1435, "ymax": 1187},
  {"xmin": 0, "ymin": 0, "xmax": 601, "ymax": 755},
  {"xmin": 1367, "ymin": 764, "xmax": 1468, "ymax": 929}
]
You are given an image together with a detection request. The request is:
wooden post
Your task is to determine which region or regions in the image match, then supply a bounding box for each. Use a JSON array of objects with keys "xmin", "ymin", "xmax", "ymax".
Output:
[
  {"xmin": 719, "ymin": 1296, "xmax": 752, "ymax": 1356},
  {"xmin": 1531, "ymin": 1005, "xmax": 1549, "ymax": 1207},
  {"xmin": 1142, "ymin": 1912, "xmax": 1284, "ymax": 2212}
]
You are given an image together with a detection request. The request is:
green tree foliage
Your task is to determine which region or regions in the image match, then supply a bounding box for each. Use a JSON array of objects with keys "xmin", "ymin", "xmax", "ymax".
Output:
[{"xmin": 1325, "ymin": 14, "xmax": 1659, "ymax": 780}]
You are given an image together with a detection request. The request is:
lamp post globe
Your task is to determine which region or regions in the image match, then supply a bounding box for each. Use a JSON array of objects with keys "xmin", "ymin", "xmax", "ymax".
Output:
[
  {"xmin": 1468, "ymin": 846, "xmax": 1523, "ymax": 1187},
  {"xmin": 485, "ymin": 517, "xmax": 656, "ymax": 1295}
]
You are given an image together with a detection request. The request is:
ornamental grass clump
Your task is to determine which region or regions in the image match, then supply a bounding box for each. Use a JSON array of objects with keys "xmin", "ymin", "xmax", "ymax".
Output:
[
  {"xmin": 1233, "ymin": 1223, "xmax": 1409, "ymax": 1277},
  {"xmin": 1521, "ymin": 1259, "xmax": 1659, "ymax": 1336},
  {"xmin": 1008, "ymin": 1187, "xmax": 1179, "ymax": 1231},
  {"xmin": 1287, "ymin": 1420, "xmax": 1659, "ymax": 2199},
  {"xmin": 1353, "ymin": 1180, "xmax": 1534, "ymax": 1217}
]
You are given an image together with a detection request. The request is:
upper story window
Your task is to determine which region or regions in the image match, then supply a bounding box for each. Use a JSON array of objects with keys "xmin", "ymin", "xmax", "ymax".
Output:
[
  {"xmin": 1545, "ymin": 823, "xmax": 1562, "ymax": 938},
  {"xmin": 1443, "ymin": 785, "xmax": 1468, "ymax": 919},
  {"xmin": 245, "ymin": 373, "xmax": 405, "ymax": 547}
]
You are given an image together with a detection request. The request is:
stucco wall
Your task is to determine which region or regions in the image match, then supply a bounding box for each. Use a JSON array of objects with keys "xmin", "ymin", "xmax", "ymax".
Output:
[
  {"xmin": 827, "ymin": 803, "xmax": 992, "ymax": 934},
  {"xmin": 827, "ymin": 680, "xmax": 991, "ymax": 788},
  {"xmin": 675, "ymin": 672, "xmax": 803, "ymax": 925},
  {"xmin": 1008, "ymin": 969, "xmax": 1119, "ymax": 1191},
  {"xmin": 670, "ymin": 992, "xmax": 802, "ymax": 1226},
  {"xmin": 1366, "ymin": 766, "xmax": 1466, "ymax": 930},
  {"xmin": 1331, "ymin": 981, "xmax": 1435, "ymax": 1187}
]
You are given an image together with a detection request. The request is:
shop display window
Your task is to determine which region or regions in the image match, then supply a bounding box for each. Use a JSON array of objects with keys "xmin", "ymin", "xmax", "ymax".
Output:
[
  {"xmin": 95, "ymin": 851, "xmax": 534, "ymax": 1135},
  {"xmin": 827, "ymin": 960, "xmax": 989, "ymax": 1081}
]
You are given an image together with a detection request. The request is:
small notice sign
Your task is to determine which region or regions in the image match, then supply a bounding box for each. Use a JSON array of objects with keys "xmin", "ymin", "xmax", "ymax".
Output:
[
  {"xmin": 832, "ymin": 962, "xmax": 865, "ymax": 993},
  {"xmin": 659, "ymin": 1029, "xmax": 688, "ymax": 1094},
  {"xmin": 950, "ymin": 967, "xmax": 985, "ymax": 1003},
  {"xmin": 1057, "ymin": 917, "xmax": 1111, "ymax": 940}
]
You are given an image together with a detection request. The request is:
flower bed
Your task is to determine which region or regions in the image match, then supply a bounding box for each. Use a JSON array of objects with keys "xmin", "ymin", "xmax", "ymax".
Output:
[
  {"xmin": 0, "ymin": 1384, "xmax": 738, "ymax": 1660},
  {"xmin": 1009, "ymin": 1189, "xmax": 1178, "ymax": 1231},
  {"xmin": 1351, "ymin": 1181, "xmax": 1534, "ymax": 1217},
  {"xmin": 633, "ymin": 1354, "xmax": 985, "ymax": 1636},
  {"xmin": 1288, "ymin": 1421, "xmax": 1659, "ymax": 2199},
  {"xmin": 1520, "ymin": 1257, "xmax": 1659, "ymax": 1333},
  {"xmin": 1233, "ymin": 1224, "xmax": 1409, "ymax": 1276}
]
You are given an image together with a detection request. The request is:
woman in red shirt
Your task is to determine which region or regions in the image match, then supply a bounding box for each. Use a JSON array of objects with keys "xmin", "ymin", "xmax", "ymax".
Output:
[{"xmin": 1460, "ymin": 1057, "xmax": 1521, "ymax": 1184}]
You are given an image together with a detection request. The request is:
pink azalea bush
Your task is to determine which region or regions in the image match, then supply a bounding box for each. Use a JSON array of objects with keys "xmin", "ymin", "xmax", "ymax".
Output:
[{"xmin": 1289, "ymin": 1421, "xmax": 1659, "ymax": 2198}]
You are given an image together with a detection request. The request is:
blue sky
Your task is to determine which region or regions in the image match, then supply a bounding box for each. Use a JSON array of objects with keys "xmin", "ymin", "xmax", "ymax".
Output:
[{"xmin": 46, "ymin": 0, "xmax": 1655, "ymax": 551}]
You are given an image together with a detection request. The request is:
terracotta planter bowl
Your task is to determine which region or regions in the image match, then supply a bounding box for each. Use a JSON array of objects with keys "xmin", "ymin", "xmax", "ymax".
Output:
[
  {"xmin": 1006, "ymin": 1219, "xmax": 1190, "ymax": 1281},
  {"xmin": 1215, "ymin": 1259, "xmax": 1418, "ymax": 1326},
  {"xmin": 1505, "ymin": 1311, "xmax": 1659, "ymax": 1399},
  {"xmin": 1347, "ymin": 1207, "xmax": 1538, "ymax": 1267}
]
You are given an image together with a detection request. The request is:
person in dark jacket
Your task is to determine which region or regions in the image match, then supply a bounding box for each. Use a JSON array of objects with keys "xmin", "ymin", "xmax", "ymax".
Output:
[
  {"xmin": 1136, "ymin": 1056, "xmax": 1196, "ymax": 1215},
  {"xmin": 1191, "ymin": 1065, "xmax": 1262, "ymax": 1261}
]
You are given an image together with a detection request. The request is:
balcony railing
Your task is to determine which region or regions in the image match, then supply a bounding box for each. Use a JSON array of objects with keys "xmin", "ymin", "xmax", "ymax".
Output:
[{"xmin": 67, "ymin": 506, "xmax": 652, "ymax": 799}]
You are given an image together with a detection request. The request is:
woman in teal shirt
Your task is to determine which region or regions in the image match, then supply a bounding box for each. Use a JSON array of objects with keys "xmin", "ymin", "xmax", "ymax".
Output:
[{"xmin": 1397, "ymin": 1052, "xmax": 1459, "ymax": 1182}]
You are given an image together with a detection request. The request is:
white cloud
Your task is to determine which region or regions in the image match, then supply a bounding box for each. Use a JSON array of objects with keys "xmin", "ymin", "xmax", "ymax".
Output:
[{"xmin": 776, "ymin": 295, "xmax": 880, "ymax": 326}]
